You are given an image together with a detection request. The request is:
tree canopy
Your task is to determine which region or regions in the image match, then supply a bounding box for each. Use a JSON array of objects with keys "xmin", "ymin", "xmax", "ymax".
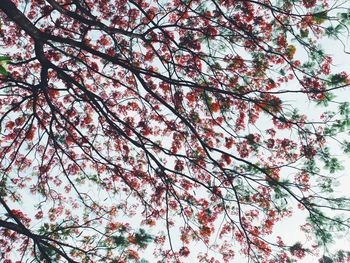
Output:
[{"xmin": 1, "ymin": 0, "xmax": 350, "ymax": 262}]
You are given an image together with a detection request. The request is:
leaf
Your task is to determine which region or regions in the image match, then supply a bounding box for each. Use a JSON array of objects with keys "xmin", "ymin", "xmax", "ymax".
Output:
[
  {"xmin": 112, "ymin": 235, "xmax": 128, "ymax": 247},
  {"xmin": 313, "ymin": 11, "xmax": 328, "ymax": 24},
  {"xmin": 329, "ymin": 73, "xmax": 347, "ymax": 86},
  {"xmin": 300, "ymin": 28, "xmax": 309, "ymax": 38},
  {"xmin": 0, "ymin": 65, "xmax": 8, "ymax": 76},
  {"xmin": 319, "ymin": 255, "xmax": 333, "ymax": 263},
  {"xmin": 342, "ymin": 141, "xmax": 350, "ymax": 154},
  {"xmin": 0, "ymin": 56, "xmax": 10, "ymax": 61},
  {"xmin": 134, "ymin": 229, "xmax": 153, "ymax": 248},
  {"xmin": 325, "ymin": 25, "xmax": 344, "ymax": 39}
]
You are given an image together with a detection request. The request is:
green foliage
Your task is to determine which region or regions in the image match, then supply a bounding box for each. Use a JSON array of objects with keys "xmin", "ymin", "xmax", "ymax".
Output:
[
  {"xmin": 272, "ymin": 181, "xmax": 290, "ymax": 210},
  {"xmin": 313, "ymin": 11, "xmax": 328, "ymax": 24},
  {"xmin": 334, "ymin": 250, "xmax": 350, "ymax": 262},
  {"xmin": 315, "ymin": 227, "xmax": 333, "ymax": 245},
  {"xmin": 0, "ymin": 179, "xmax": 7, "ymax": 197},
  {"xmin": 40, "ymin": 245, "xmax": 59, "ymax": 262},
  {"xmin": 252, "ymin": 53, "xmax": 268, "ymax": 77},
  {"xmin": 318, "ymin": 147, "xmax": 343, "ymax": 174},
  {"xmin": 38, "ymin": 223, "xmax": 52, "ymax": 235},
  {"xmin": 289, "ymin": 241, "xmax": 308, "ymax": 255},
  {"xmin": 338, "ymin": 11, "xmax": 350, "ymax": 25},
  {"xmin": 331, "ymin": 119, "xmax": 350, "ymax": 133},
  {"xmin": 0, "ymin": 55, "xmax": 9, "ymax": 76},
  {"xmin": 307, "ymin": 211, "xmax": 334, "ymax": 245},
  {"xmin": 339, "ymin": 102, "xmax": 350, "ymax": 116},
  {"xmin": 300, "ymin": 28, "xmax": 309, "ymax": 38},
  {"xmin": 0, "ymin": 56, "xmax": 9, "ymax": 61},
  {"xmin": 316, "ymin": 92, "xmax": 336, "ymax": 107},
  {"xmin": 342, "ymin": 140, "xmax": 350, "ymax": 154},
  {"xmin": 134, "ymin": 229, "xmax": 153, "ymax": 249},
  {"xmin": 329, "ymin": 73, "xmax": 347, "ymax": 86},
  {"xmin": 325, "ymin": 157, "xmax": 343, "ymax": 173},
  {"xmin": 318, "ymin": 177, "xmax": 334, "ymax": 193},
  {"xmin": 319, "ymin": 255, "xmax": 333, "ymax": 263},
  {"xmin": 112, "ymin": 228, "xmax": 153, "ymax": 249},
  {"xmin": 304, "ymin": 159, "xmax": 320, "ymax": 175},
  {"xmin": 112, "ymin": 235, "xmax": 128, "ymax": 247},
  {"xmin": 310, "ymin": 47, "xmax": 325, "ymax": 64},
  {"xmin": 323, "ymin": 103, "xmax": 350, "ymax": 134}
]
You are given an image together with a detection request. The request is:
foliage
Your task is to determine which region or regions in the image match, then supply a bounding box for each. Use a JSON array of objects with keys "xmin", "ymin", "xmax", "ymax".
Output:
[{"xmin": 0, "ymin": 0, "xmax": 350, "ymax": 262}]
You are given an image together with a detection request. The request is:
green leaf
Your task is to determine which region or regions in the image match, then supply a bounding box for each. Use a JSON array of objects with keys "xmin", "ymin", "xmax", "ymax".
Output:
[
  {"xmin": 325, "ymin": 157, "xmax": 343, "ymax": 173},
  {"xmin": 339, "ymin": 102, "xmax": 350, "ymax": 116},
  {"xmin": 300, "ymin": 28, "xmax": 309, "ymax": 38},
  {"xmin": 316, "ymin": 92, "xmax": 336, "ymax": 107},
  {"xmin": 329, "ymin": 73, "xmax": 347, "ymax": 86},
  {"xmin": 112, "ymin": 235, "xmax": 128, "ymax": 247},
  {"xmin": 134, "ymin": 228, "xmax": 153, "ymax": 249},
  {"xmin": 339, "ymin": 12, "xmax": 350, "ymax": 25},
  {"xmin": 342, "ymin": 141, "xmax": 350, "ymax": 154},
  {"xmin": 313, "ymin": 11, "xmax": 328, "ymax": 24},
  {"xmin": 0, "ymin": 65, "xmax": 8, "ymax": 76},
  {"xmin": 0, "ymin": 56, "xmax": 10, "ymax": 61},
  {"xmin": 325, "ymin": 25, "xmax": 344, "ymax": 38},
  {"xmin": 319, "ymin": 255, "xmax": 333, "ymax": 263}
]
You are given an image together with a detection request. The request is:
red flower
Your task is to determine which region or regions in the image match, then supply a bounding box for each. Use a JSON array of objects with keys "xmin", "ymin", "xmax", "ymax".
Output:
[
  {"xmin": 302, "ymin": 0, "xmax": 316, "ymax": 8},
  {"xmin": 211, "ymin": 102, "xmax": 220, "ymax": 112},
  {"xmin": 179, "ymin": 246, "xmax": 190, "ymax": 257}
]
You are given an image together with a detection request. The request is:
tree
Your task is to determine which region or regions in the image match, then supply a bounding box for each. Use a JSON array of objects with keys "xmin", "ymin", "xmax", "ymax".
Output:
[{"xmin": 0, "ymin": 0, "xmax": 350, "ymax": 262}]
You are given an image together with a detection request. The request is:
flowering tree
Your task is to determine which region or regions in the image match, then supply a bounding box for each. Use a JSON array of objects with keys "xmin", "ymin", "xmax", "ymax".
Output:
[{"xmin": 1, "ymin": 0, "xmax": 350, "ymax": 262}]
